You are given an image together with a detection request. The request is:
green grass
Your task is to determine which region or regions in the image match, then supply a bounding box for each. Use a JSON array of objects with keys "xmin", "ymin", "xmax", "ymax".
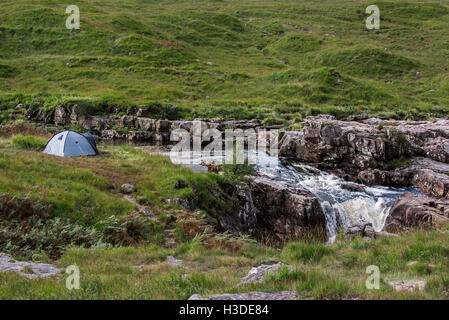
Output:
[
  {"xmin": 1, "ymin": 229, "xmax": 448, "ymax": 299},
  {"xmin": 1, "ymin": 0, "xmax": 449, "ymax": 123},
  {"xmin": 11, "ymin": 135, "xmax": 47, "ymax": 151},
  {"xmin": 0, "ymin": 134, "xmax": 242, "ymax": 259},
  {"xmin": 0, "ymin": 133, "xmax": 448, "ymax": 299}
]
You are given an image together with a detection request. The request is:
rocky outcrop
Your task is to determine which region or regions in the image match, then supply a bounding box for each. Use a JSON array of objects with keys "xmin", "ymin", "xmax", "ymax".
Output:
[
  {"xmin": 384, "ymin": 193, "xmax": 449, "ymax": 232},
  {"xmin": 28, "ymin": 105, "xmax": 274, "ymax": 144},
  {"xmin": 279, "ymin": 115, "xmax": 414, "ymax": 173},
  {"xmin": 218, "ymin": 177, "xmax": 326, "ymax": 244},
  {"xmin": 249, "ymin": 177, "xmax": 326, "ymax": 243}
]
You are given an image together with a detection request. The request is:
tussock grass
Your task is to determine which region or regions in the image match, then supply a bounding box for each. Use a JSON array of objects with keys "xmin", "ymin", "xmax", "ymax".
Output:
[{"xmin": 11, "ymin": 135, "xmax": 46, "ymax": 151}]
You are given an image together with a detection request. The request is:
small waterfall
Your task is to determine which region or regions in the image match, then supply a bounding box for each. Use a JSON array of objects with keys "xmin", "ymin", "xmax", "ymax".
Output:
[
  {"xmin": 256, "ymin": 157, "xmax": 416, "ymax": 243},
  {"xmin": 161, "ymin": 148, "xmax": 417, "ymax": 243}
]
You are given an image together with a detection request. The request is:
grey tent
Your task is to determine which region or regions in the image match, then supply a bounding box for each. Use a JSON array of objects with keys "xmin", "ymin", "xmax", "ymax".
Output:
[{"xmin": 43, "ymin": 130, "xmax": 99, "ymax": 157}]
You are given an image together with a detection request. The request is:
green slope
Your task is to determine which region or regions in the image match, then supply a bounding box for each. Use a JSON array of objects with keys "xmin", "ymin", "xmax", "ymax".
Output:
[{"xmin": 1, "ymin": 0, "xmax": 449, "ymax": 122}]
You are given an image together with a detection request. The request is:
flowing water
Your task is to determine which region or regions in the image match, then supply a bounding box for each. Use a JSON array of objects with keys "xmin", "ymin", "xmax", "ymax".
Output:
[{"xmin": 142, "ymin": 146, "xmax": 418, "ymax": 243}]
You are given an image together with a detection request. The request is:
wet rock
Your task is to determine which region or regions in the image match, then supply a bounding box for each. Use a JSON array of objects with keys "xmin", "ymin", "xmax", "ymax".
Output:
[
  {"xmin": 0, "ymin": 254, "xmax": 61, "ymax": 279},
  {"xmin": 166, "ymin": 256, "xmax": 183, "ymax": 267},
  {"xmin": 120, "ymin": 184, "xmax": 134, "ymax": 194},
  {"xmin": 387, "ymin": 280, "xmax": 426, "ymax": 292},
  {"xmin": 238, "ymin": 262, "xmax": 284, "ymax": 286},
  {"xmin": 249, "ymin": 177, "xmax": 326, "ymax": 243},
  {"xmin": 358, "ymin": 168, "xmax": 415, "ymax": 187},
  {"xmin": 340, "ymin": 182, "xmax": 367, "ymax": 193},
  {"xmin": 384, "ymin": 192, "xmax": 449, "ymax": 232},
  {"xmin": 188, "ymin": 291, "xmax": 297, "ymax": 300}
]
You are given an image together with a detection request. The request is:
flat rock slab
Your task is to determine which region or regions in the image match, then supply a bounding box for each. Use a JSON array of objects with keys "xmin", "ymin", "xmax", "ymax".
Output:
[
  {"xmin": 189, "ymin": 291, "xmax": 297, "ymax": 300},
  {"xmin": 166, "ymin": 255, "xmax": 183, "ymax": 267},
  {"xmin": 238, "ymin": 262, "xmax": 284, "ymax": 287},
  {"xmin": 0, "ymin": 254, "xmax": 61, "ymax": 279},
  {"xmin": 387, "ymin": 280, "xmax": 426, "ymax": 292}
]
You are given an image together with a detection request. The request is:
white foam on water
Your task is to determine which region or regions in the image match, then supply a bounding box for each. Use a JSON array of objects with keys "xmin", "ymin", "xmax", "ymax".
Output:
[{"xmin": 161, "ymin": 149, "xmax": 415, "ymax": 243}]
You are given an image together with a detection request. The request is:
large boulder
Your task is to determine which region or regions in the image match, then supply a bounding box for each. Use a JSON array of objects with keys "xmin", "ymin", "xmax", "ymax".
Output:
[
  {"xmin": 249, "ymin": 177, "xmax": 326, "ymax": 243},
  {"xmin": 384, "ymin": 192, "xmax": 449, "ymax": 232}
]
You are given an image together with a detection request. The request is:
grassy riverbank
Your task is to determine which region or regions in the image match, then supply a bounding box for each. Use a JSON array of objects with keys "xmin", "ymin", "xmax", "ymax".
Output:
[{"xmin": 0, "ymin": 131, "xmax": 448, "ymax": 299}]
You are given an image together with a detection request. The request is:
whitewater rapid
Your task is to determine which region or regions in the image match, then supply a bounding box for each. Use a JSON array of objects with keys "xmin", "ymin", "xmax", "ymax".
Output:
[{"xmin": 159, "ymin": 148, "xmax": 417, "ymax": 243}]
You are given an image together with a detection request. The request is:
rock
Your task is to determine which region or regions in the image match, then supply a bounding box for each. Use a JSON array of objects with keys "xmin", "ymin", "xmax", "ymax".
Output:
[
  {"xmin": 116, "ymin": 116, "xmax": 137, "ymax": 128},
  {"xmin": 423, "ymin": 137, "xmax": 449, "ymax": 163},
  {"xmin": 171, "ymin": 120, "xmax": 193, "ymax": 132},
  {"xmin": 217, "ymin": 177, "xmax": 326, "ymax": 243},
  {"xmin": 0, "ymin": 254, "xmax": 61, "ymax": 279},
  {"xmin": 218, "ymin": 183, "xmax": 257, "ymax": 237},
  {"xmin": 188, "ymin": 291, "xmax": 297, "ymax": 300},
  {"xmin": 101, "ymin": 130, "xmax": 124, "ymax": 140},
  {"xmin": 279, "ymin": 116, "xmax": 413, "ymax": 174},
  {"xmin": 387, "ymin": 280, "xmax": 426, "ymax": 292},
  {"xmin": 384, "ymin": 192, "xmax": 449, "ymax": 233},
  {"xmin": 249, "ymin": 177, "xmax": 327, "ymax": 243},
  {"xmin": 340, "ymin": 182, "xmax": 367, "ymax": 193},
  {"xmin": 166, "ymin": 198, "xmax": 190, "ymax": 210},
  {"xmin": 412, "ymin": 169, "xmax": 449, "ymax": 198},
  {"xmin": 166, "ymin": 256, "xmax": 183, "ymax": 267},
  {"xmin": 156, "ymin": 120, "xmax": 171, "ymax": 133},
  {"xmin": 120, "ymin": 184, "xmax": 134, "ymax": 194},
  {"xmin": 54, "ymin": 105, "xmax": 69, "ymax": 125},
  {"xmin": 442, "ymin": 230, "xmax": 449, "ymax": 235},
  {"xmin": 78, "ymin": 115, "xmax": 109, "ymax": 131},
  {"xmin": 138, "ymin": 207, "xmax": 154, "ymax": 217},
  {"xmin": 126, "ymin": 131, "xmax": 154, "ymax": 142},
  {"xmin": 345, "ymin": 222, "xmax": 375, "ymax": 240},
  {"xmin": 358, "ymin": 168, "xmax": 415, "ymax": 187},
  {"xmin": 136, "ymin": 118, "xmax": 156, "ymax": 131},
  {"xmin": 346, "ymin": 113, "xmax": 368, "ymax": 121},
  {"xmin": 238, "ymin": 262, "xmax": 284, "ymax": 287}
]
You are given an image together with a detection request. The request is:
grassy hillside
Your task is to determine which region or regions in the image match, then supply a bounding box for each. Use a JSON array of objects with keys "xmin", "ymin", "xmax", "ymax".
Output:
[{"xmin": 1, "ymin": 0, "xmax": 449, "ymax": 123}]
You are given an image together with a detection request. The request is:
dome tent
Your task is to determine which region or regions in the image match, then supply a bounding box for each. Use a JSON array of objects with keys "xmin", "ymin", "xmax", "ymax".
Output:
[{"xmin": 44, "ymin": 130, "xmax": 99, "ymax": 157}]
